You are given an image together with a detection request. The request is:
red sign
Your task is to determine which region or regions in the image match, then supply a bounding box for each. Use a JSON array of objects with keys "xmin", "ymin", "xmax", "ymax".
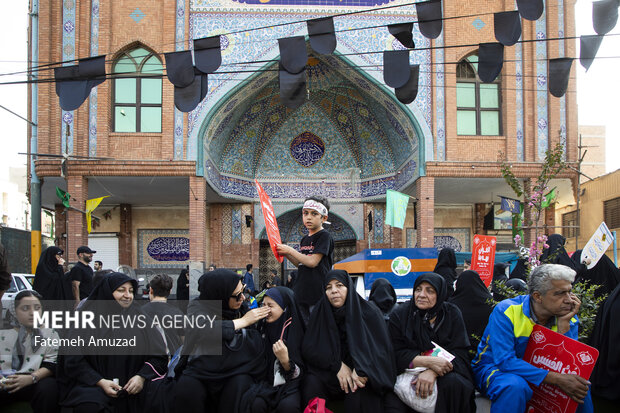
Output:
[
  {"xmin": 471, "ymin": 235, "xmax": 496, "ymax": 287},
  {"xmin": 255, "ymin": 180, "xmax": 283, "ymax": 263},
  {"xmin": 523, "ymin": 325, "xmax": 599, "ymax": 413}
]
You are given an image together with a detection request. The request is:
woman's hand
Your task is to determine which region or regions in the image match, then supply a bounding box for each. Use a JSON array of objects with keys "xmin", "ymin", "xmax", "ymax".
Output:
[
  {"xmin": 97, "ymin": 378, "xmax": 122, "ymax": 397},
  {"xmin": 273, "ymin": 339, "xmax": 290, "ymax": 371},
  {"xmin": 4, "ymin": 374, "xmax": 32, "ymax": 393},
  {"xmin": 413, "ymin": 369, "xmax": 437, "ymax": 399},
  {"xmin": 423, "ymin": 356, "xmax": 453, "ymax": 376},
  {"xmin": 124, "ymin": 375, "xmax": 145, "ymax": 395},
  {"xmin": 351, "ymin": 369, "xmax": 368, "ymax": 392},
  {"xmin": 337, "ymin": 362, "xmax": 354, "ymax": 394},
  {"xmin": 234, "ymin": 306, "xmax": 270, "ymax": 329}
]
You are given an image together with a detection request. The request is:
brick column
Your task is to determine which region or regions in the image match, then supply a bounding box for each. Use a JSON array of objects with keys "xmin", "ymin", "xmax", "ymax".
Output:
[
  {"xmin": 544, "ymin": 202, "xmax": 556, "ymax": 236},
  {"xmin": 209, "ymin": 204, "xmax": 222, "ymax": 267},
  {"xmin": 119, "ymin": 204, "xmax": 132, "ymax": 266},
  {"xmin": 390, "ymin": 227, "xmax": 403, "ymax": 248},
  {"xmin": 475, "ymin": 203, "xmax": 486, "ymax": 236},
  {"xmin": 523, "ymin": 179, "xmax": 535, "ymax": 248},
  {"xmin": 415, "ymin": 177, "xmax": 435, "ymax": 248},
  {"xmin": 66, "ymin": 176, "xmax": 88, "ymax": 261},
  {"xmin": 54, "ymin": 205, "xmax": 67, "ymax": 252},
  {"xmin": 189, "ymin": 177, "xmax": 206, "ymax": 263}
]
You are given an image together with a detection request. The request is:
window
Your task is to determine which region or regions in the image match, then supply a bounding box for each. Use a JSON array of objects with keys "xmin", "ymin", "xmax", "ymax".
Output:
[
  {"xmin": 113, "ymin": 47, "xmax": 162, "ymax": 133},
  {"xmin": 604, "ymin": 197, "xmax": 620, "ymax": 229},
  {"xmin": 456, "ymin": 54, "xmax": 501, "ymax": 136},
  {"xmin": 562, "ymin": 211, "xmax": 579, "ymax": 238}
]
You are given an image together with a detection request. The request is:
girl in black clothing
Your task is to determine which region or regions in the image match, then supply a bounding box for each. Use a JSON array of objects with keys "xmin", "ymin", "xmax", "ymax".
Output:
[
  {"xmin": 433, "ymin": 248, "xmax": 457, "ymax": 297},
  {"xmin": 301, "ymin": 270, "xmax": 396, "ymax": 412},
  {"xmin": 246, "ymin": 286, "xmax": 305, "ymax": 413},
  {"xmin": 174, "ymin": 269, "xmax": 270, "ymax": 413},
  {"xmin": 448, "ymin": 270, "xmax": 494, "ymax": 354},
  {"xmin": 386, "ymin": 272, "xmax": 475, "ymax": 413},
  {"xmin": 58, "ymin": 272, "xmax": 168, "ymax": 413},
  {"xmin": 368, "ymin": 278, "xmax": 398, "ymax": 323}
]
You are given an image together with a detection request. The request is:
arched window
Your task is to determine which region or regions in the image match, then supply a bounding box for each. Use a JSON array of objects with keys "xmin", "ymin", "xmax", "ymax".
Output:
[
  {"xmin": 112, "ymin": 47, "xmax": 162, "ymax": 133},
  {"xmin": 456, "ymin": 54, "xmax": 501, "ymax": 136}
]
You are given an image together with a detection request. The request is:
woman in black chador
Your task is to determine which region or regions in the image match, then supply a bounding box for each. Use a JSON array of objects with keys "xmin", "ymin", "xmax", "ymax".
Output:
[
  {"xmin": 433, "ymin": 248, "xmax": 457, "ymax": 296},
  {"xmin": 571, "ymin": 249, "xmax": 620, "ymax": 299},
  {"xmin": 174, "ymin": 269, "xmax": 270, "ymax": 413},
  {"xmin": 301, "ymin": 269, "xmax": 396, "ymax": 412},
  {"xmin": 368, "ymin": 278, "xmax": 398, "ymax": 323},
  {"xmin": 33, "ymin": 246, "xmax": 72, "ymax": 301},
  {"xmin": 58, "ymin": 272, "xmax": 168, "ymax": 413},
  {"xmin": 244, "ymin": 286, "xmax": 305, "ymax": 413},
  {"xmin": 386, "ymin": 272, "xmax": 475, "ymax": 413},
  {"xmin": 448, "ymin": 270, "xmax": 494, "ymax": 354}
]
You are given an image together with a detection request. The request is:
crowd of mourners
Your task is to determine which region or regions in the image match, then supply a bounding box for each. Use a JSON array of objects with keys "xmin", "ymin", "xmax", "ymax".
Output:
[{"xmin": 1, "ymin": 201, "xmax": 620, "ymax": 413}]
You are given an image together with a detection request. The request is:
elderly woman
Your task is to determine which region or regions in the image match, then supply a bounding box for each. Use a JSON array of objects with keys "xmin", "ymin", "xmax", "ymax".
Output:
[
  {"xmin": 301, "ymin": 269, "xmax": 396, "ymax": 412},
  {"xmin": 386, "ymin": 272, "xmax": 475, "ymax": 413},
  {"xmin": 58, "ymin": 272, "xmax": 168, "ymax": 413},
  {"xmin": 174, "ymin": 269, "xmax": 270, "ymax": 413},
  {"xmin": 244, "ymin": 286, "xmax": 305, "ymax": 413},
  {"xmin": 0, "ymin": 290, "xmax": 60, "ymax": 413}
]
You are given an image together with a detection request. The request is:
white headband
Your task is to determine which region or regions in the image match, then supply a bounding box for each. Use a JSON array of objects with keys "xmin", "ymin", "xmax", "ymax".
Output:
[{"xmin": 303, "ymin": 200, "xmax": 330, "ymax": 224}]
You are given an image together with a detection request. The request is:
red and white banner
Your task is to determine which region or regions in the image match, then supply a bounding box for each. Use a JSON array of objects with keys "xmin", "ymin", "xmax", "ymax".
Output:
[
  {"xmin": 471, "ymin": 234, "xmax": 496, "ymax": 287},
  {"xmin": 255, "ymin": 180, "xmax": 283, "ymax": 263},
  {"xmin": 524, "ymin": 325, "xmax": 599, "ymax": 413}
]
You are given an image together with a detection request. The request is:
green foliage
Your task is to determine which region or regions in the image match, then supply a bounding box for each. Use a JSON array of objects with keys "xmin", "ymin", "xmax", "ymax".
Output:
[{"xmin": 572, "ymin": 281, "xmax": 607, "ymax": 342}]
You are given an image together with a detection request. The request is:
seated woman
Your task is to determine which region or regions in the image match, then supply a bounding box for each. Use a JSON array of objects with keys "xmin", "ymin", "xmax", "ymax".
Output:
[
  {"xmin": 368, "ymin": 278, "xmax": 398, "ymax": 323},
  {"xmin": 0, "ymin": 291, "xmax": 59, "ymax": 413},
  {"xmin": 301, "ymin": 269, "xmax": 396, "ymax": 412},
  {"xmin": 58, "ymin": 272, "xmax": 168, "ymax": 413},
  {"xmin": 449, "ymin": 270, "xmax": 494, "ymax": 354},
  {"xmin": 174, "ymin": 269, "xmax": 270, "ymax": 413},
  {"xmin": 386, "ymin": 272, "xmax": 475, "ymax": 413},
  {"xmin": 245, "ymin": 286, "xmax": 305, "ymax": 413}
]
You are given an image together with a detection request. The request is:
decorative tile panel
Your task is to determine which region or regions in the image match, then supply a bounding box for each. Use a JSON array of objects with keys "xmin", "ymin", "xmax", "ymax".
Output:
[
  {"xmin": 536, "ymin": 6, "xmax": 548, "ymax": 160},
  {"xmin": 557, "ymin": 0, "xmax": 567, "ymax": 159},
  {"xmin": 88, "ymin": 1, "xmax": 100, "ymax": 157},
  {"xmin": 61, "ymin": 0, "xmax": 76, "ymax": 155},
  {"xmin": 137, "ymin": 229, "xmax": 190, "ymax": 268},
  {"xmin": 434, "ymin": 228, "xmax": 470, "ymax": 252}
]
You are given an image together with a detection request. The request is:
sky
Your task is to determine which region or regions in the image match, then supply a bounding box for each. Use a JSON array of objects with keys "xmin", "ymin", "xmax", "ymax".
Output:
[{"xmin": 0, "ymin": 1, "xmax": 618, "ymax": 175}]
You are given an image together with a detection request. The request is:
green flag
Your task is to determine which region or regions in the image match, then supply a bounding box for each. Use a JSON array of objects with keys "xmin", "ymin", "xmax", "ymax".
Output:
[
  {"xmin": 56, "ymin": 187, "xmax": 71, "ymax": 208},
  {"xmin": 541, "ymin": 187, "xmax": 557, "ymax": 209},
  {"xmin": 385, "ymin": 189, "xmax": 409, "ymax": 229}
]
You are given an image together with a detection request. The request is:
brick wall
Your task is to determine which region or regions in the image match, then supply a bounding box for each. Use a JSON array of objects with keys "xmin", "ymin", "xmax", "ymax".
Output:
[
  {"xmin": 119, "ymin": 203, "xmax": 132, "ymax": 265},
  {"xmin": 416, "ymin": 177, "xmax": 435, "ymax": 248},
  {"xmin": 66, "ymin": 175, "xmax": 88, "ymax": 260},
  {"xmin": 189, "ymin": 177, "xmax": 206, "ymax": 263}
]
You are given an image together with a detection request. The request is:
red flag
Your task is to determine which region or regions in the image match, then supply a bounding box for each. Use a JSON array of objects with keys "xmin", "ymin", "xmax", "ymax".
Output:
[
  {"xmin": 471, "ymin": 235, "xmax": 496, "ymax": 287},
  {"xmin": 255, "ymin": 180, "xmax": 283, "ymax": 263}
]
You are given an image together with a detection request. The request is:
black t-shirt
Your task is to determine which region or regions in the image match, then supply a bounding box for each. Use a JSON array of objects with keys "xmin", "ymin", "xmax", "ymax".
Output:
[
  {"xmin": 69, "ymin": 262, "xmax": 94, "ymax": 299},
  {"xmin": 140, "ymin": 301, "xmax": 185, "ymax": 355},
  {"xmin": 293, "ymin": 229, "xmax": 334, "ymax": 306}
]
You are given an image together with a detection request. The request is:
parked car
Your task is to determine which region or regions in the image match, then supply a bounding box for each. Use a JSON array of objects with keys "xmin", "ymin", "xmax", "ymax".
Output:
[{"xmin": 1, "ymin": 273, "xmax": 35, "ymax": 327}]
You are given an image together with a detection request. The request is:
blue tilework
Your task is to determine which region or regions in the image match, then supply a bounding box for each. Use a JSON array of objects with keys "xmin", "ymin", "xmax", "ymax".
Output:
[
  {"xmin": 557, "ymin": 0, "xmax": 567, "ymax": 159},
  {"xmin": 61, "ymin": 0, "xmax": 76, "ymax": 155},
  {"xmin": 174, "ymin": 0, "xmax": 186, "ymax": 160},
  {"xmin": 435, "ymin": 15, "xmax": 445, "ymax": 161},
  {"xmin": 88, "ymin": 1, "xmax": 99, "ymax": 157},
  {"xmin": 536, "ymin": 4, "xmax": 548, "ymax": 160}
]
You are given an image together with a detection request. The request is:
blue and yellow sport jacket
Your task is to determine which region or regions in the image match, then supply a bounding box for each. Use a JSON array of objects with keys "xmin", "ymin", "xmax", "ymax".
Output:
[{"xmin": 472, "ymin": 294, "xmax": 579, "ymax": 390}]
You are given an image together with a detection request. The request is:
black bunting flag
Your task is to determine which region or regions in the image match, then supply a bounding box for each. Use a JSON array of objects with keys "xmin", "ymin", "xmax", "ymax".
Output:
[
  {"xmin": 478, "ymin": 42, "xmax": 504, "ymax": 83},
  {"xmin": 517, "ymin": 0, "xmax": 544, "ymax": 21},
  {"xmin": 388, "ymin": 23, "xmax": 415, "ymax": 49},
  {"xmin": 278, "ymin": 36, "xmax": 308, "ymax": 74},
  {"xmin": 194, "ymin": 36, "xmax": 222, "ymax": 74},
  {"xmin": 383, "ymin": 50, "xmax": 411, "ymax": 88},
  {"xmin": 494, "ymin": 11, "xmax": 522, "ymax": 46},
  {"xmin": 592, "ymin": 0, "xmax": 619, "ymax": 36},
  {"xmin": 395, "ymin": 65, "xmax": 420, "ymax": 104},
  {"xmin": 416, "ymin": 0, "xmax": 443, "ymax": 39},
  {"xmin": 174, "ymin": 70, "xmax": 208, "ymax": 112},
  {"xmin": 579, "ymin": 35, "xmax": 604, "ymax": 71},
  {"xmin": 548, "ymin": 58, "xmax": 573, "ymax": 98},
  {"xmin": 164, "ymin": 51, "xmax": 195, "ymax": 88},
  {"xmin": 308, "ymin": 17, "xmax": 337, "ymax": 55},
  {"xmin": 55, "ymin": 55, "xmax": 106, "ymax": 111},
  {"xmin": 279, "ymin": 64, "xmax": 307, "ymax": 109}
]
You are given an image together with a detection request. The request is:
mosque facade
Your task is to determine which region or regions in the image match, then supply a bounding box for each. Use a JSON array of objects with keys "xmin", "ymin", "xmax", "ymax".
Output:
[{"xmin": 30, "ymin": 0, "xmax": 578, "ymax": 280}]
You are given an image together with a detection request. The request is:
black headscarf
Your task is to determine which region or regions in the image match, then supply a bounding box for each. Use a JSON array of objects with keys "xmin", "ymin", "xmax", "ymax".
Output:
[
  {"xmin": 263, "ymin": 287, "xmax": 305, "ymax": 367},
  {"xmin": 181, "ymin": 269, "xmax": 266, "ymax": 384},
  {"xmin": 197, "ymin": 269, "xmax": 243, "ymax": 320},
  {"xmin": 540, "ymin": 234, "xmax": 578, "ymax": 270},
  {"xmin": 176, "ymin": 268, "xmax": 189, "ymax": 301},
  {"xmin": 589, "ymin": 283, "xmax": 620, "ymax": 400},
  {"xmin": 572, "ymin": 250, "xmax": 620, "ymax": 299},
  {"xmin": 286, "ymin": 270, "xmax": 297, "ymax": 289},
  {"xmin": 85, "ymin": 272, "xmax": 138, "ymax": 303},
  {"xmin": 369, "ymin": 278, "xmax": 397, "ymax": 316},
  {"xmin": 492, "ymin": 262, "xmax": 509, "ymax": 301},
  {"xmin": 33, "ymin": 246, "xmax": 72, "ymax": 301},
  {"xmin": 301, "ymin": 270, "xmax": 396, "ymax": 393},
  {"xmin": 449, "ymin": 270, "xmax": 493, "ymax": 351},
  {"xmin": 509, "ymin": 257, "xmax": 528, "ymax": 281},
  {"xmin": 434, "ymin": 248, "xmax": 457, "ymax": 296},
  {"xmin": 388, "ymin": 272, "xmax": 471, "ymax": 379}
]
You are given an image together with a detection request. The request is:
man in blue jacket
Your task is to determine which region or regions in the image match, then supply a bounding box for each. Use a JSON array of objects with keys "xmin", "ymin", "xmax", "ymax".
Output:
[{"xmin": 473, "ymin": 263, "xmax": 593, "ymax": 413}]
